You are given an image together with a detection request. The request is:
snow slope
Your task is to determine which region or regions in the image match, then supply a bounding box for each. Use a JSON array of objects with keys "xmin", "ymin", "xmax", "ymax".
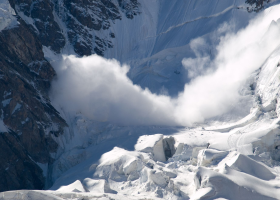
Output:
[
  {"xmin": 29, "ymin": 1, "xmax": 280, "ymax": 198},
  {"xmin": 3, "ymin": 1, "xmax": 280, "ymax": 200},
  {"xmin": 105, "ymin": 0, "xmax": 266, "ymax": 95},
  {"xmin": 36, "ymin": 40, "xmax": 280, "ymax": 200},
  {"xmin": 40, "ymin": 3, "xmax": 280, "ymax": 200}
]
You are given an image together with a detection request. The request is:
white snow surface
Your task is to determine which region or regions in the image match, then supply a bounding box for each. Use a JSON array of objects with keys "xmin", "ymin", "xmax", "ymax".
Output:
[
  {"xmin": 104, "ymin": 0, "xmax": 278, "ymax": 96},
  {"xmin": 40, "ymin": 3, "xmax": 280, "ymax": 200},
  {"xmin": 4, "ymin": 1, "xmax": 280, "ymax": 200},
  {"xmin": 49, "ymin": 1, "xmax": 280, "ymax": 127},
  {"xmin": 0, "ymin": 119, "xmax": 7, "ymax": 132},
  {"xmin": 0, "ymin": 0, "xmax": 17, "ymax": 32}
]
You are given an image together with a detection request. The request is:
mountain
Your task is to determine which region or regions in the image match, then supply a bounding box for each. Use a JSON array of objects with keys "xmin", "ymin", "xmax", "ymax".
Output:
[{"xmin": 1, "ymin": 0, "xmax": 280, "ymax": 199}]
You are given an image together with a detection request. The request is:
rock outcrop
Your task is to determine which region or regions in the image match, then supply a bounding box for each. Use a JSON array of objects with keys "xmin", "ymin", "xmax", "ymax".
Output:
[
  {"xmin": 246, "ymin": 0, "xmax": 271, "ymax": 12},
  {"xmin": 0, "ymin": 17, "xmax": 67, "ymax": 191},
  {"xmin": 9, "ymin": 0, "xmax": 141, "ymax": 56},
  {"xmin": 9, "ymin": 0, "xmax": 65, "ymax": 53}
]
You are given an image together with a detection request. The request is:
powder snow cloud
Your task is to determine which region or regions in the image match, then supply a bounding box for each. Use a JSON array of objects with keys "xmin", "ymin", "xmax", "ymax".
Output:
[
  {"xmin": 51, "ymin": 55, "xmax": 176, "ymax": 125},
  {"xmin": 51, "ymin": 5, "xmax": 280, "ymax": 126}
]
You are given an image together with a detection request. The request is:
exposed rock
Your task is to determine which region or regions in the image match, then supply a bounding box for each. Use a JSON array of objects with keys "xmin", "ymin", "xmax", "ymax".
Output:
[
  {"xmin": 0, "ymin": 131, "xmax": 44, "ymax": 191},
  {"xmin": 10, "ymin": 0, "xmax": 140, "ymax": 56},
  {"xmin": 118, "ymin": 0, "xmax": 141, "ymax": 19},
  {"xmin": 55, "ymin": 0, "xmax": 122, "ymax": 56},
  {"xmin": 246, "ymin": 0, "xmax": 271, "ymax": 12},
  {"xmin": 9, "ymin": 0, "xmax": 66, "ymax": 53},
  {"xmin": 0, "ymin": 18, "xmax": 66, "ymax": 191}
]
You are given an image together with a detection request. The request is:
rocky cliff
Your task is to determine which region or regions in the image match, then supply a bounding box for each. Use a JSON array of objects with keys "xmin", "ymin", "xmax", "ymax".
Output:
[
  {"xmin": 0, "ymin": 13, "xmax": 66, "ymax": 191},
  {"xmin": 9, "ymin": 0, "xmax": 140, "ymax": 56}
]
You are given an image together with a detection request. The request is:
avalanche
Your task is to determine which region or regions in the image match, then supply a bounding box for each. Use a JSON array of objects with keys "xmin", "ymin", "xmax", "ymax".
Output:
[{"xmin": 3, "ymin": 1, "xmax": 280, "ymax": 200}]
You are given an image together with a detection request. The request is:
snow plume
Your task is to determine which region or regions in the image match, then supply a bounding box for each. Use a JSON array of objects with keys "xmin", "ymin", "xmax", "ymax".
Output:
[
  {"xmin": 51, "ymin": 55, "xmax": 176, "ymax": 125},
  {"xmin": 177, "ymin": 6, "xmax": 280, "ymax": 125},
  {"xmin": 182, "ymin": 38, "xmax": 211, "ymax": 79},
  {"xmin": 51, "ymin": 5, "xmax": 280, "ymax": 126}
]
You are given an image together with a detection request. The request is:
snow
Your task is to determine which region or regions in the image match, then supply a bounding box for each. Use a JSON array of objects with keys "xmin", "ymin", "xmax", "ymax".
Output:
[
  {"xmin": 0, "ymin": 191, "xmax": 64, "ymax": 200},
  {"xmin": 11, "ymin": 103, "xmax": 21, "ymax": 115},
  {"xmin": 36, "ymin": 162, "xmax": 48, "ymax": 178},
  {"xmin": 21, "ymin": 117, "xmax": 29, "ymax": 124},
  {"xmin": 0, "ymin": 119, "xmax": 7, "ymax": 132},
  {"xmin": 135, "ymin": 134, "xmax": 166, "ymax": 162},
  {"xmin": 218, "ymin": 152, "xmax": 276, "ymax": 181},
  {"xmin": 0, "ymin": 0, "xmax": 17, "ymax": 32},
  {"xmin": 47, "ymin": 110, "xmax": 280, "ymax": 199},
  {"xmin": 104, "ymin": 0, "xmax": 257, "ymax": 96},
  {"xmin": 56, "ymin": 180, "xmax": 86, "ymax": 193},
  {"xmin": 197, "ymin": 149, "xmax": 228, "ymax": 166},
  {"xmin": 3, "ymin": 0, "xmax": 280, "ymax": 200},
  {"xmin": 1, "ymin": 98, "xmax": 11, "ymax": 107},
  {"xmin": 193, "ymin": 165, "xmax": 280, "ymax": 200},
  {"xmin": 82, "ymin": 178, "xmax": 115, "ymax": 194}
]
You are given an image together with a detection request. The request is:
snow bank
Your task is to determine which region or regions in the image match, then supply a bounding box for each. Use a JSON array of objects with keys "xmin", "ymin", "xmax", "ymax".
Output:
[
  {"xmin": 218, "ymin": 152, "xmax": 276, "ymax": 181},
  {"xmin": 56, "ymin": 180, "xmax": 86, "ymax": 193},
  {"xmin": 135, "ymin": 134, "xmax": 166, "ymax": 162},
  {"xmin": 82, "ymin": 178, "xmax": 116, "ymax": 194},
  {"xmin": 94, "ymin": 147, "xmax": 144, "ymax": 181},
  {"xmin": 197, "ymin": 149, "xmax": 228, "ymax": 166},
  {"xmin": 0, "ymin": 191, "xmax": 64, "ymax": 200},
  {"xmin": 193, "ymin": 166, "xmax": 279, "ymax": 200},
  {"xmin": 170, "ymin": 143, "xmax": 193, "ymax": 161}
]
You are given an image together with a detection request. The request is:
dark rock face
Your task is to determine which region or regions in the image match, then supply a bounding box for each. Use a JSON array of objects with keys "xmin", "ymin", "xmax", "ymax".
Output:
[
  {"xmin": 55, "ymin": 0, "xmax": 122, "ymax": 56},
  {"xmin": 245, "ymin": 0, "xmax": 270, "ymax": 12},
  {"xmin": 0, "ymin": 131, "xmax": 44, "ymax": 191},
  {"xmin": 118, "ymin": 0, "xmax": 141, "ymax": 19},
  {"xmin": 10, "ymin": 0, "xmax": 141, "ymax": 56},
  {"xmin": 0, "ymin": 19, "xmax": 67, "ymax": 191},
  {"xmin": 9, "ymin": 0, "xmax": 66, "ymax": 53}
]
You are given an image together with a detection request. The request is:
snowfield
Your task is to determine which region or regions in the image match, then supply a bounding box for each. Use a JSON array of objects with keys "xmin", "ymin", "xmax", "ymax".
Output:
[{"xmin": 3, "ymin": 0, "xmax": 280, "ymax": 200}]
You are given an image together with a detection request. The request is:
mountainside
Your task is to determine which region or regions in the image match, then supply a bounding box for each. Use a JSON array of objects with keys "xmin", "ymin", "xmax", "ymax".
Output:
[
  {"xmin": 0, "ymin": 1, "xmax": 67, "ymax": 191},
  {"xmin": 0, "ymin": 0, "xmax": 142, "ymax": 191},
  {"xmin": 1, "ymin": 0, "xmax": 280, "ymax": 199},
  {"xmin": 9, "ymin": 0, "xmax": 276, "ymax": 96}
]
